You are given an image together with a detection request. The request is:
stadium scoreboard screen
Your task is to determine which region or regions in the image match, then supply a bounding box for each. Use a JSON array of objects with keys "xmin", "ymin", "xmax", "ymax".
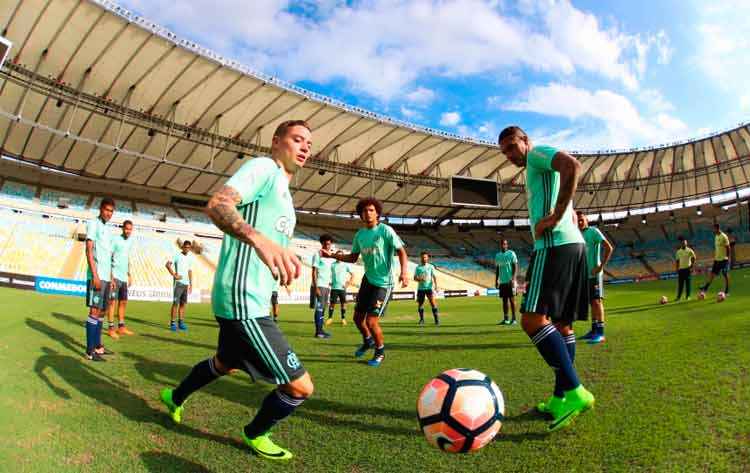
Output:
[{"xmin": 449, "ymin": 176, "xmax": 500, "ymax": 208}]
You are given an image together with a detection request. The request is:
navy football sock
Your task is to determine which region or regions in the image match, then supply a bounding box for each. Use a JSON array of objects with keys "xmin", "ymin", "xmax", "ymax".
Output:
[
  {"xmin": 341, "ymin": 308, "xmax": 346, "ymax": 319},
  {"xmin": 328, "ymin": 306, "xmax": 334, "ymax": 319},
  {"xmin": 244, "ymin": 390, "xmax": 306, "ymax": 439},
  {"xmin": 85, "ymin": 316, "xmax": 98, "ymax": 354},
  {"xmin": 95, "ymin": 319, "xmax": 103, "ymax": 347},
  {"xmin": 531, "ymin": 325, "xmax": 581, "ymax": 395},
  {"xmin": 172, "ymin": 358, "xmax": 222, "ymax": 406},
  {"xmin": 432, "ymin": 307, "xmax": 439, "ymax": 323},
  {"xmin": 418, "ymin": 307, "xmax": 424, "ymax": 321}
]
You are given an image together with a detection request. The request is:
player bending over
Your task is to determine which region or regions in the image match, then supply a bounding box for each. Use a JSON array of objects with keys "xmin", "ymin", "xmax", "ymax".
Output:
[{"xmin": 499, "ymin": 125, "xmax": 594, "ymax": 432}]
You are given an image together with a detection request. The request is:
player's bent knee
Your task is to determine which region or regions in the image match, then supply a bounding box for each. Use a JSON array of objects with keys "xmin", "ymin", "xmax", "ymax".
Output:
[
  {"xmin": 211, "ymin": 356, "xmax": 231, "ymax": 375},
  {"xmin": 521, "ymin": 313, "xmax": 546, "ymax": 335},
  {"xmin": 282, "ymin": 373, "xmax": 313, "ymax": 398}
]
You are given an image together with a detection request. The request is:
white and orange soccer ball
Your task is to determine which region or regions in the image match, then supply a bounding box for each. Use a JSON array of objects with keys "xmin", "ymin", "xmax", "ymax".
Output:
[
  {"xmin": 698, "ymin": 291, "xmax": 706, "ymax": 300},
  {"xmin": 659, "ymin": 296, "xmax": 668, "ymax": 305},
  {"xmin": 417, "ymin": 368, "xmax": 505, "ymax": 453},
  {"xmin": 717, "ymin": 291, "xmax": 726, "ymax": 302}
]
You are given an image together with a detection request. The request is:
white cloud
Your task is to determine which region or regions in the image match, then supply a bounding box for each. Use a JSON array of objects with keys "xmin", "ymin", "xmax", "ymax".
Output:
[
  {"xmin": 638, "ymin": 88, "xmax": 675, "ymax": 113},
  {"xmin": 119, "ymin": 0, "xmax": 668, "ymax": 100},
  {"xmin": 741, "ymin": 95, "xmax": 750, "ymax": 113},
  {"xmin": 694, "ymin": 1, "xmax": 750, "ymax": 110},
  {"xmin": 405, "ymin": 87, "xmax": 436, "ymax": 106},
  {"xmin": 504, "ymin": 83, "xmax": 688, "ymax": 149},
  {"xmin": 400, "ymin": 106, "xmax": 421, "ymax": 120},
  {"xmin": 440, "ymin": 111, "xmax": 461, "ymax": 127}
]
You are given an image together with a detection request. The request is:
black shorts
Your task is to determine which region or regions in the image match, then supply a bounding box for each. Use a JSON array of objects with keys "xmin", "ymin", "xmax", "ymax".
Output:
[
  {"xmin": 355, "ymin": 277, "xmax": 392, "ymax": 317},
  {"xmin": 215, "ymin": 316, "xmax": 306, "ymax": 385},
  {"xmin": 711, "ymin": 260, "xmax": 729, "ymax": 276},
  {"xmin": 417, "ymin": 289, "xmax": 433, "ymax": 305},
  {"xmin": 270, "ymin": 291, "xmax": 279, "ymax": 306},
  {"xmin": 173, "ymin": 283, "xmax": 189, "ymax": 305},
  {"xmin": 111, "ymin": 279, "xmax": 129, "ymax": 301},
  {"xmin": 521, "ymin": 243, "xmax": 589, "ymax": 324},
  {"xmin": 589, "ymin": 274, "xmax": 604, "ymax": 301},
  {"xmin": 330, "ymin": 289, "xmax": 347, "ymax": 305},
  {"xmin": 498, "ymin": 282, "xmax": 515, "ymax": 299},
  {"xmin": 86, "ymin": 279, "xmax": 111, "ymax": 311},
  {"xmin": 314, "ymin": 286, "xmax": 331, "ymax": 309}
]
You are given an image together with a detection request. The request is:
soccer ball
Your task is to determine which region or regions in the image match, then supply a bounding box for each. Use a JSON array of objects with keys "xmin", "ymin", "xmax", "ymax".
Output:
[
  {"xmin": 659, "ymin": 296, "xmax": 668, "ymax": 305},
  {"xmin": 698, "ymin": 291, "xmax": 706, "ymax": 300},
  {"xmin": 717, "ymin": 292, "xmax": 726, "ymax": 302},
  {"xmin": 417, "ymin": 368, "xmax": 504, "ymax": 453}
]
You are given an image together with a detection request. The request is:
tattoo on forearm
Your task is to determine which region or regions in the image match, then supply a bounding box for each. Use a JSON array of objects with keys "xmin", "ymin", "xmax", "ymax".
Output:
[{"xmin": 207, "ymin": 186, "xmax": 254, "ymax": 244}]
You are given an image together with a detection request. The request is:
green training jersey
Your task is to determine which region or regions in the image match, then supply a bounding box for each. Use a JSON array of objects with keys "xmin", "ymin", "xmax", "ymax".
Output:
[
  {"xmin": 351, "ymin": 223, "xmax": 404, "ymax": 288},
  {"xmin": 331, "ymin": 261, "xmax": 353, "ymax": 290},
  {"xmin": 525, "ymin": 145, "xmax": 584, "ymax": 250},
  {"xmin": 311, "ymin": 251, "xmax": 333, "ymax": 288},
  {"xmin": 111, "ymin": 234, "xmax": 133, "ymax": 282},
  {"xmin": 172, "ymin": 251, "xmax": 193, "ymax": 286},
  {"xmin": 494, "ymin": 250, "xmax": 517, "ymax": 284},
  {"xmin": 582, "ymin": 226, "xmax": 606, "ymax": 275},
  {"xmin": 414, "ymin": 263, "xmax": 436, "ymax": 290},
  {"xmin": 676, "ymin": 247, "xmax": 695, "ymax": 270},
  {"xmin": 86, "ymin": 217, "xmax": 113, "ymax": 281},
  {"xmin": 212, "ymin": 157, "xmax": 296, "ymax": 320}
]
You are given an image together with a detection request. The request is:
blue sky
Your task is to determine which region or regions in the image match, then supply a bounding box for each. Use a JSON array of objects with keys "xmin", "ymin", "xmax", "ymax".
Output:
[{"xmin": 120, "ymin": 0, "xmax": 750, "ymax": 152}]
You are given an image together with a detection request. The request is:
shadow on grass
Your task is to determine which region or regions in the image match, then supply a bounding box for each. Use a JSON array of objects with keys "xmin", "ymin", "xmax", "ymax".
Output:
[
  {"xmin": 140, "ymin": 451, "xmax": 213, "ymax": 473},
  {"xmin": 121, "ymin": 351, "xmax": 419, "ymax": 437},
  {"xmin": 493, "ymin": 409, "xmax": 552, "ymax": 443},
  {"xmin": 323, "ymin": 342, "xmax": 528, "ymax": 351},
  {"xmin": 385, "ymin": 329, "xmax": 518, "ymax": 337},
  {"xmin": 607, "ymin": 303, "xmax": 676, "ymax": 315},
  {"xmin": 30, "ymin": 345, "xmax": 246, "ymax": 454}
]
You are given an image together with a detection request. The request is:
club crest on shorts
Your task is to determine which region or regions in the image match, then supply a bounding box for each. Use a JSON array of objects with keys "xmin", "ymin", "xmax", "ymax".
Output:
[{"xmin": 286, "ymin": 350, "xmax": 301, "ymax": 370}]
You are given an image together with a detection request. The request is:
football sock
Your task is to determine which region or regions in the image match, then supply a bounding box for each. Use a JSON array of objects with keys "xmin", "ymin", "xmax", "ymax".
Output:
[
  {"xmin": 418, "ymin": 308, "xmax": 424, "ymax": 321},
  {"xmin": 374, "ymin": 345, "xmax": 385, "ymax": 355},
  {"xmin": 244, "ymin": 390, "xmax": 306, "ymax": 439},
  {"xmin": 432, "ymin": 307, "xmax": 439, "ymax": 323},
  {"xmin": 314, "ymin": 308, "xmax": 324, "ymax": 333},
  {"xmin": 328, "ymin": 307, "xmax": 334, "ymax": 319},
  {"xmin": 119, "ymin": 322, "xmax": 125, "ymax": 328},
  {"xmin": 95, "ymin": 319, "xmax": 103, "ymax": 348},
  {"xmin": 109, "ymin": 321, "xmax": 116, "ymax": 330},
  {"xmin": 531, "ymin": 325, "xmax": 580, "ymax": 394},
  {"xmin": 596, "ymin": 322, "xmax": 605, "ymax": 336},
  {"xmin": 85, "ymin": 316, "xmax": 98, "ymax": 353},
  {"xmin": 341, "ymin": 308, "xmax": 346, "ymax": 319},
  {"xmin": 172, "ymin": 358, "xmax": 222, "ymax": 406},
  {"xmin": 724, "ymin": 281, "xmax": 729, "ymax": 294},
  {"xmin": 363, "ymin": 335, "xmax": 374, "ymax": 347}
]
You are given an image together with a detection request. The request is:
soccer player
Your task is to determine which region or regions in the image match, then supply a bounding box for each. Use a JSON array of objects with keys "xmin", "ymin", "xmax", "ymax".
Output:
[
  {"xmin": 107, "ymin": 220, "xmax": 135, "ymax": 338},
  {"xmin": 84, "ymin": 197, "xmax": 116, "ymax": 361},
  {"xmin": 321, "ymin": 198, "xmax": 409, "ymax": 367},
  {"xmin": 499, "ymin": 125, "xmax": 594, "ymax": 432},
  {"xmin": 159, "ymin": 120, "xmax": 312, "ymax": 461},
  {"xmin": 166, "ymin": 240, "xmax": 194, "ymax": 331},
  {"xmin": 675, "ymin": 238, "xmax": 696, "ymax": 301},
  {"xmin": 414, "ymin": 251, "xmax": 440, "ymax": 325},
  {"xmin": 494, "ymin": 240, "xmax": 518, "ymax": 326},
  {"xmin": 328, "ymin": 259, "xmax": 353, "ymax": 325},
  {"xmin": 577, "ymin": 211, "xmax": 613, "ymax": 345},
  {"xmin": 699, "ymin": 223, "xmax": 731, "ymax": 296},
  {"xmin": 310, "ymin": 234, "xmax": 334, "ymax": 338}
]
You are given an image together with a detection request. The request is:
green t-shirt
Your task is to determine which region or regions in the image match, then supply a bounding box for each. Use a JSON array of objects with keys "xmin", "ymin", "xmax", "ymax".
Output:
[
  {"xmin": 582, "ymin": 226, "xmax": 606, "ymax": 275},
  {"xmin": 172, "ymin": 251, "xmax": 193, "ymax": 286},
  {"xmin": 525, "ymin": 146, "xmax": 584, "ymax": 250},
  {"xmin": 494, "ymin": 250, "xmax": 517, "ymax": 284},
  {"xmin": 714, "ymin": 232, "xmax": 730, "ymax": 260},
  {"xmin": 212, "ymin": 157, "xmax": 296, "ymax": 320},
  {"xmin": 331, "ymin": 261, "xmax": 353, "ymax": 290},
  {"xmin": 111, "ymin": 234, "xmax": 133, "ymax": 282},
  {"xmin": 676, "ymin": 247, "xmax": 696, "ymax": 269},
  {"xmin": 414, "ymin": 263, "xmax": 436, "ymax": 290},
  {"xmin": 351, "ymin": 223, "xmax": 404, "ymax": 288},
  {"xmin": 311, "ymin": 251, "xmax": 333, "ymax": 288},
  {"xmin": 86, "ymin": 217, "xmax": 113, "ymax": 281}
]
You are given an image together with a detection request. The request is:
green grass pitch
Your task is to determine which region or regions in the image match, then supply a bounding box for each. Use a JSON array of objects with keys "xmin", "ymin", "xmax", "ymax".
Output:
[{"xmin": 1, "ymin": 272, "xmax": 748, "ymax": 472}]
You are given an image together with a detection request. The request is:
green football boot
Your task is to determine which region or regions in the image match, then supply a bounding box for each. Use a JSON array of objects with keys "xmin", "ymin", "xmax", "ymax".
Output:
[
  {"xmin": 159, "ymin": 388, "xmax": 184, "ymax": 424},
  {"xmin": 242, "ymin": 431, "xmax": 293, "ymax": 461},
  {"xmin": 536, "ymin": 395, "xmax": 564, "ymax": 418},
  {"xmin": 548, "ymin": 385, "xmax": 595, "ymax": 432}
]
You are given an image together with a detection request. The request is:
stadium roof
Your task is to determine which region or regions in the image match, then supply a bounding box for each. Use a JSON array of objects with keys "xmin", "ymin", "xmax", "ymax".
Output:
[{"xmin": 1, "ymin": 0, "xmax": 749, "ymax": 220}]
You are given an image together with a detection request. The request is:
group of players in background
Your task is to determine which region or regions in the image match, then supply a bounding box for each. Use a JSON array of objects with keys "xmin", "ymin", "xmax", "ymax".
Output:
[{"xmin": 80, "ymin": 120, "xmax": 736, "ymax": 461}]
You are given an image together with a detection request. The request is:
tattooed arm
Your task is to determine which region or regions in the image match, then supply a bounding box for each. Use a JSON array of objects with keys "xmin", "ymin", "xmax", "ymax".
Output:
[{"xmin": 205, "ymin": 185, "xmax": 302, "ymax": 285}]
